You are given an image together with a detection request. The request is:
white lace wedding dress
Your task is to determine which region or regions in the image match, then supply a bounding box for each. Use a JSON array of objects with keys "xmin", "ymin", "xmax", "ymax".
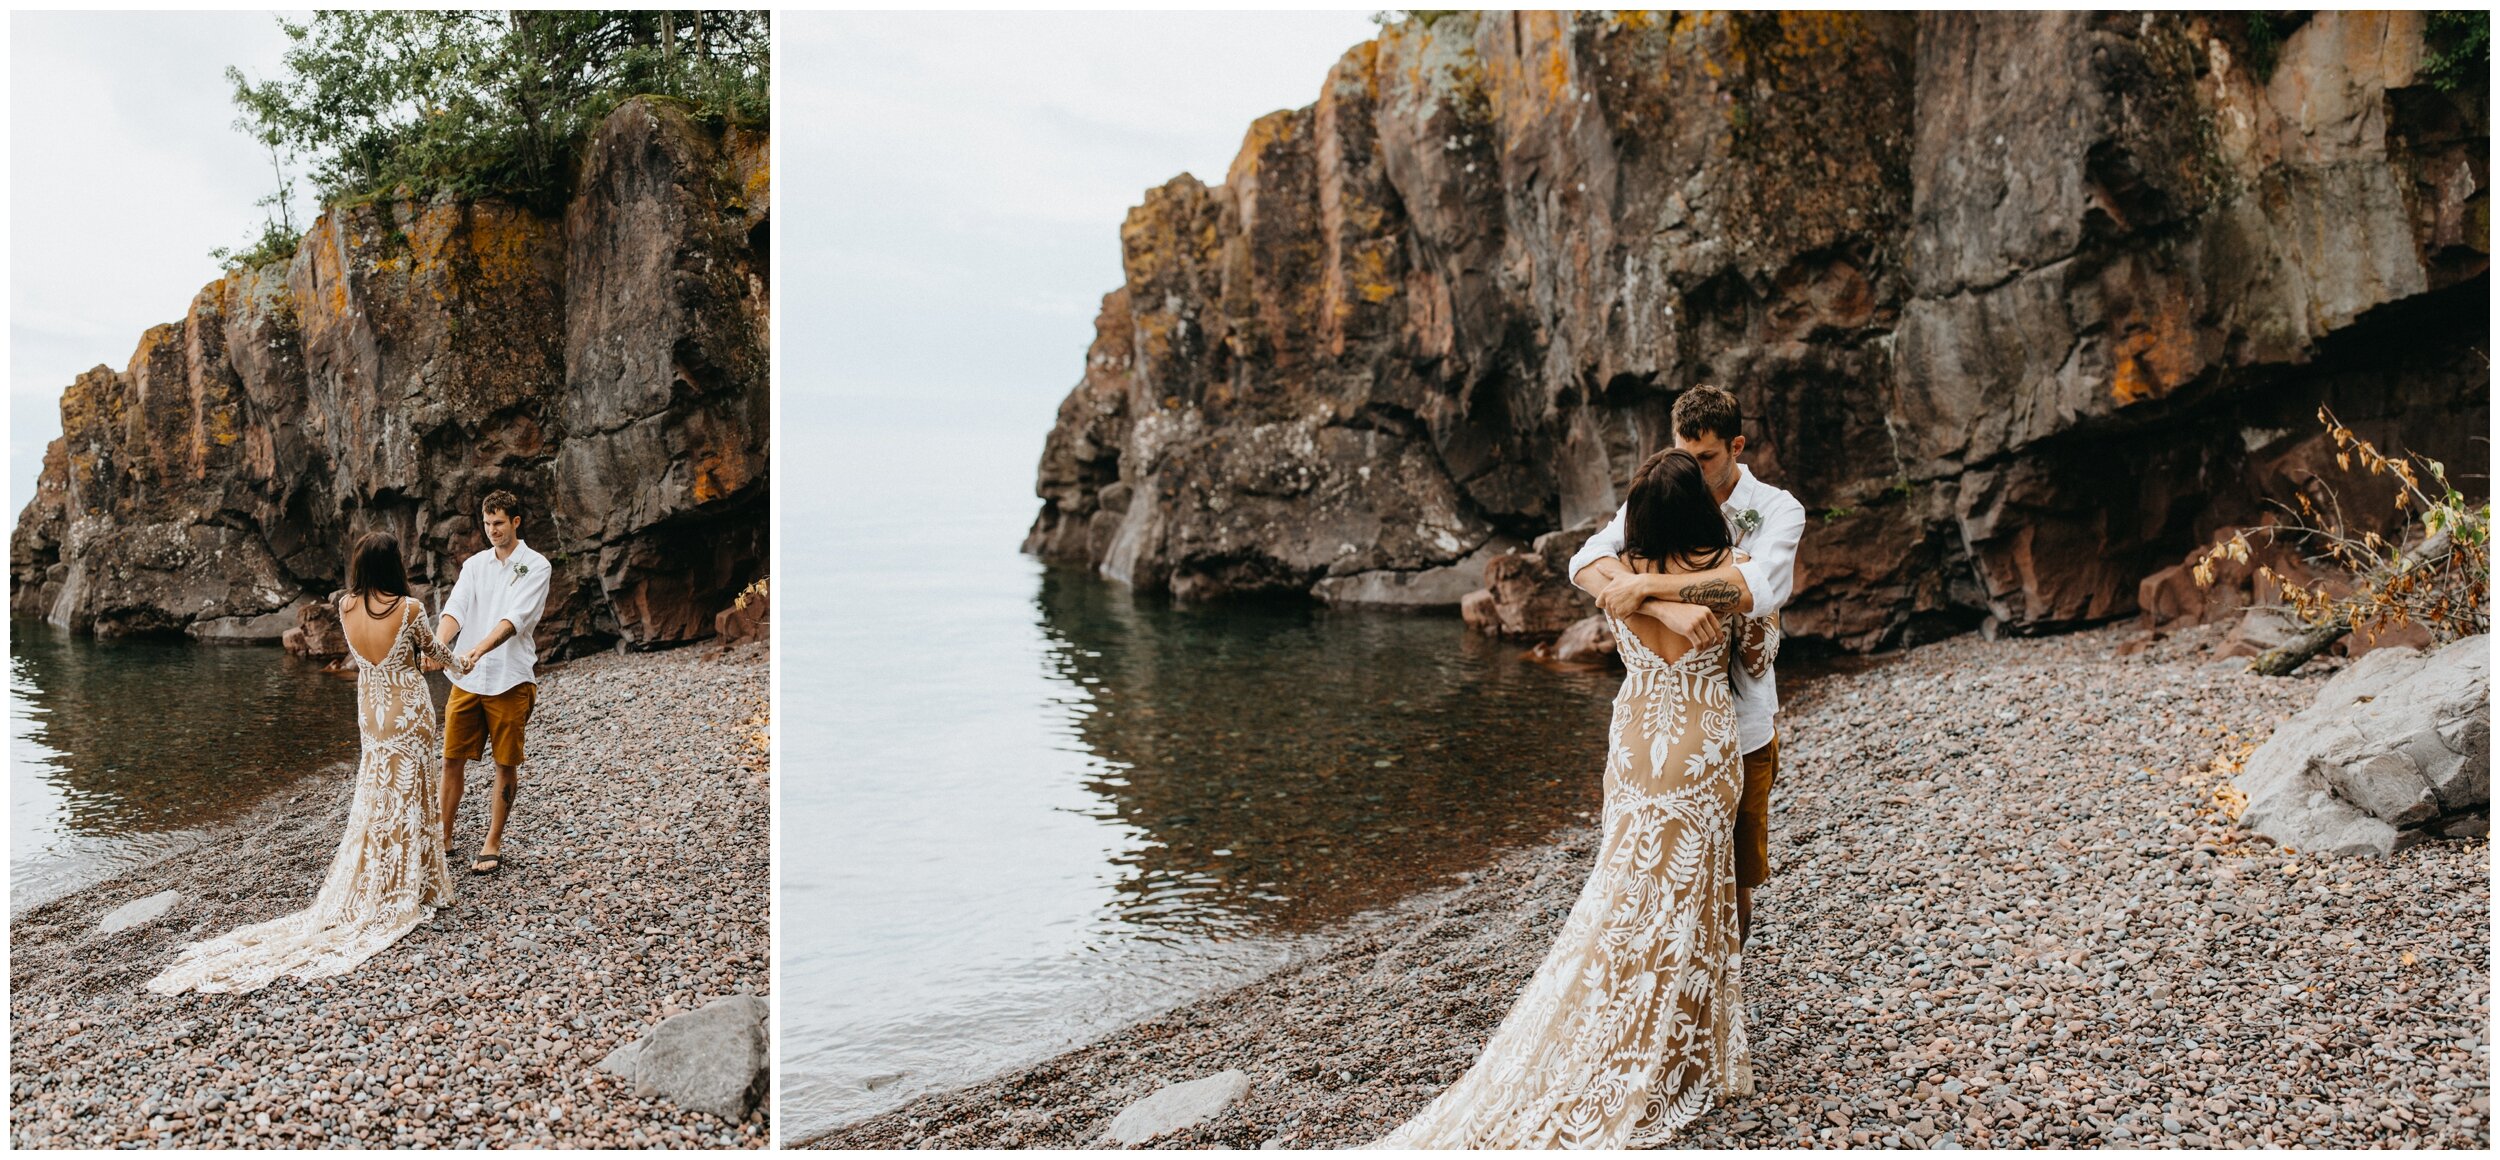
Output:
[
  {"xmin": 147, "ymin": 599, "xmax": 468, "ymax": 995},
  {"xmin": 1368, "ymin": 609, "xmax": 1777, "ymax": 1149}
]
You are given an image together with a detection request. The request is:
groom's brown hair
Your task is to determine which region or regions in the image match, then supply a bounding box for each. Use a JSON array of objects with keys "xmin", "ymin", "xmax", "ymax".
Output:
[
  {"xmin": 1672, "ymin": 385, "xmax": 1742, "ymax": 444},
  {"xmin": 480, "ymin": 489, "xmax": 525, "ymax": 523}
]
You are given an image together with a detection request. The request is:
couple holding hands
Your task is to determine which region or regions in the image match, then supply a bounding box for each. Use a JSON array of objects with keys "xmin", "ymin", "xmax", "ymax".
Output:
[{"xmin": 147, "ymin": 490, "xmax": 553, "ymax": 995}]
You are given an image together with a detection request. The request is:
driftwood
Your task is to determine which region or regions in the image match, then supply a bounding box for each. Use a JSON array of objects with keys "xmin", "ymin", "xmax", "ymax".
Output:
[
  {"xmin": 2248, "ymin": 620, "xmax": 2352, "ymax": 677},
  {"xmin": 2247, "ymin": 530, "xmax": 2454, "ymax": 677}
]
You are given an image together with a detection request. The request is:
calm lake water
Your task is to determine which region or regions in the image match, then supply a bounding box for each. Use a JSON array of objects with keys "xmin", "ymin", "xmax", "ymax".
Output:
[
  {"xmin": 9, "ymin": 620, "xmax": 359, "ymax": 909},
  {"xmin": 780, "ymin": 402, "xmax": 1633, "ymax": 1138}
]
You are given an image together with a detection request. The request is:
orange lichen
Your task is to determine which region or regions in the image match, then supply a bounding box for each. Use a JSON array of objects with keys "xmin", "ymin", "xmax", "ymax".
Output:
[
  {"xmin": 1483, "ymin": 10, "xmax": 1577, "ymax": 109},
  {"xmin": 2109, "ymin": 286, "xmax": 2204, "ymax": 406},
  {"xmin": 1230, "ymin": 109, "xmax": 1303, "ymax": 183},
  {"xmin": 1351, "ymin": 246, "xmax": 1397, "ymax": 304},
  {"xmin": 207, "ymin": 405, "xmax": 241, "ymax": 447}
]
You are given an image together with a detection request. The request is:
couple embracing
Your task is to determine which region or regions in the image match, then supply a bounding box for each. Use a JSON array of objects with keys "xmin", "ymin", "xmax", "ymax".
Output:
[
  {"xmin": 1373, "ymin": 386, "xmax": 1806, "ymax": 1148},
  {"xmin": 147, "ymin": 491, "xmax": 554, "ymax": 995}
]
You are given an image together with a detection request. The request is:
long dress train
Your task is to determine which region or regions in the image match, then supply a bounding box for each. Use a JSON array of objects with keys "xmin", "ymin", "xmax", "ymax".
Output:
[
  {"xmin": 1367, "ymin": 609, "xmax": 1777, "ymax": 1148},
  {"xmin": 147, "ymin": 599, "xmax": 468, "ymax": 995}
]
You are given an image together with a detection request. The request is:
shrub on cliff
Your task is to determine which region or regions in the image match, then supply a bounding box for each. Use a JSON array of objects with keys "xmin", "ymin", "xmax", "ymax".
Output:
[
  {"xmin": 227, "ymin": 10, "xmax": 769, "ymax": 214},
  {"xmin": 2423, "ymin": 11, "xmax": 2489, "ymax": 93}
]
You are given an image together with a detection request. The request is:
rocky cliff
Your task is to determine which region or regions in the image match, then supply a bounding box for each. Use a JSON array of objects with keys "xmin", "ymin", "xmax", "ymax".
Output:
[
  {"xmin": 1026, "ymin": 11, "xmax": 2488, "ymax": 650},
  {"xmin": 11, "ymin": 98, "xmax": 770, "ymax": 655}
]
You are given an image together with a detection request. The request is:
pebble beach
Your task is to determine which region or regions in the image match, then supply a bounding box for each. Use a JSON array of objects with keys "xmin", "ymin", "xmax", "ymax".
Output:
[
  {"xmin": 809, "ymin": 621, "xmax": 2489, "ymax": 1149},
  {"xmin": 8, "ymin": 641, "xmax": 772, "ymax": 1149}
]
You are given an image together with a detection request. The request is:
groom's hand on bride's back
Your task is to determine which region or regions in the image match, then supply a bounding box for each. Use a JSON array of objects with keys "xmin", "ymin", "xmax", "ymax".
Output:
[
  {"xmin": 1643, "ymin": 600, "xmax": 1724, "ymax": 648},
  {"xmin": 1595, "ymin": 573, "xmax": 1657, "ymax": 618}
]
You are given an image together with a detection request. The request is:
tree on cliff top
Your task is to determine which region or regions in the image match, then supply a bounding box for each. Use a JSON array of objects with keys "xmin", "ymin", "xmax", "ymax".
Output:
[{"xmin": 227, "ymin": 10, "xmax": 768, "ymax": 220}]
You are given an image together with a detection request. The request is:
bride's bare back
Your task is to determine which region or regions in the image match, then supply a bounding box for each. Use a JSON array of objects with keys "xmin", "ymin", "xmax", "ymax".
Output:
[{"xmin": 340, "ymin": 594, "xmax": 412, "ymax": 665}]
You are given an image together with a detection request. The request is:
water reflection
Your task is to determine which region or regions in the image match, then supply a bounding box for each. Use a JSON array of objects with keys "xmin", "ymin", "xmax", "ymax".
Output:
[
  {"xmin": 10, "ymin": 620, "xmax": 357, "ymax": 906},
  {"xmin": 1035, "ymin": 571, "xmax": 1622, "ymax": 940}
]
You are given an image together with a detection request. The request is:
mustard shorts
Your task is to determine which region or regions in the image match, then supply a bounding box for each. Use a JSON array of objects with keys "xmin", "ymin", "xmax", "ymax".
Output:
[{"xmin": 444, "ymin": 682, "xmax": 537, "ymax": 767}]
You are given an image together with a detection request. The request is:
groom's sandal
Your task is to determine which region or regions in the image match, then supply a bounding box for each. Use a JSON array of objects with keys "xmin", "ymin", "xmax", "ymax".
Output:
[{"xmin": 470, "ymin": 853, "xmax": 505, "ymax": 875}]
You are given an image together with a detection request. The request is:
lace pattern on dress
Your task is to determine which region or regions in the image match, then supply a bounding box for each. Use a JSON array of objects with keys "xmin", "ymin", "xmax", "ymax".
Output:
[
  {"xmin": 1366, "ymin": 610, "xmax": 1775, "ymax": 1149},
  {"xmin": 147, "ymin": 601, "xmax": 468, "ymax": 995}
]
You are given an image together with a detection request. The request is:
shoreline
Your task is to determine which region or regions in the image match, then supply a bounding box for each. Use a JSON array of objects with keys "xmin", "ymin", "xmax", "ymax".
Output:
[
  {"xmin": 8, "ymin": 640, "xmax": 773, "ymax": 1148},
  {"xmin": 803, "ymin": 622, "xmax": 2489, "ymax": 1149}
]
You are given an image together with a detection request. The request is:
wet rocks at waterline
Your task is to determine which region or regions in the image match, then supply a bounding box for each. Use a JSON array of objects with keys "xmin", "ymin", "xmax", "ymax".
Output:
[{"xmin": 2235, "ymin": 635, "xmax": 2491, "ymax": 857}]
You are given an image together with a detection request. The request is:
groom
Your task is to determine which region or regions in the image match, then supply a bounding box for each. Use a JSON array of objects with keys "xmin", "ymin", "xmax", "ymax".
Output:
[
  {"xmin": 435, "ymin": 489, "xmax": 553, "ymax": 876},
  {"xmin": 1566, "ymin": 386, "xmax": 1804, "ymax": 948}
]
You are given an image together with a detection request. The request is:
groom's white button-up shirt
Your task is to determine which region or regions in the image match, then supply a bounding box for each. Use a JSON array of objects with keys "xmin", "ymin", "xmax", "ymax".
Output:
[
  {"xmin": 1566, "ymin": 463, "xmax": 1806, "ymax": 755},
  {"xmin": 441, "ymin": 539, "xmax": 554, "ymax": 697}
]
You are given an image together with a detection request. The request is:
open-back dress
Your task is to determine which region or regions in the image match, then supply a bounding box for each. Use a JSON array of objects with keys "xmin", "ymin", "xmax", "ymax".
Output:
[
  {"xmin": 147, "ymin": 598, "xmax": 468, "ymax": 995},
  {"xmin": 1367, "ymin": 607, "xmax": 1778, "ymax": 1148}
]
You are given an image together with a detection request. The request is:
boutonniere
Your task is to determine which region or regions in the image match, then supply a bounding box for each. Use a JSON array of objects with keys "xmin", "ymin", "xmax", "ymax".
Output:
[
  {"xmin": 1731, "ymin": 508, "xmax": 1763, "ymax": 536},
  {"xmin": 510, "ymin": 562, "xmax": 531, "ymax": 582}
]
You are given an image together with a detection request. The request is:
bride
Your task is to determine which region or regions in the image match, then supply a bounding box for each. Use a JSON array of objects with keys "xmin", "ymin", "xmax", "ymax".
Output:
[
  {"xmin": 1370, "ymin": 447, "xmax": 1776, "ymax": 1149},
  {"xmin": 149, "ymin": 533, "xmax": 471, "ymax": 995}
]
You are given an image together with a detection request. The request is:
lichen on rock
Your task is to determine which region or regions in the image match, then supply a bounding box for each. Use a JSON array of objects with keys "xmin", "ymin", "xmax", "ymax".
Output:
[
  {"xmin": 1026, "ymin": 11, "xmax": 2487, "ymax": 652},
  {"xmin": 11, "ymin": 97, "xmax": 769, "ymax": 655}
]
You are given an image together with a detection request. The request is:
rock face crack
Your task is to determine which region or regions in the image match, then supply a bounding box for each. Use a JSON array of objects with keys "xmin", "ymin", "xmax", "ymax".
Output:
[
  {"xmin": 1026, "ymin": 11, "xmax": 2487, "ymax": 650},
  {"xmin": 12, "ymin": 98, "xmax": 769, "ymax": 655}
]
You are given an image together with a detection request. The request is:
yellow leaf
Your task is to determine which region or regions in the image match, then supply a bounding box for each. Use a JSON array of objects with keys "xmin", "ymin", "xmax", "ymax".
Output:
[{"xmin": 2401, "ymin": 951, "xmax": 2417, "ymax": 967}]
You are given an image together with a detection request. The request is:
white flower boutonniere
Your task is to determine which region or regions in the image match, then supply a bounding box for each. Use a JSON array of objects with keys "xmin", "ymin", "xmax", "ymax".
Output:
[{"xmin": 1731, "ymin": 508, "xmax": 1763, "ymax": 536}]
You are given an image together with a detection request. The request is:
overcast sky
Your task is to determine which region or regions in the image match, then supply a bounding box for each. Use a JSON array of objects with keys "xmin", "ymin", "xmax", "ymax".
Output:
[
  {"xmin": 782, "ymin": 10, "xmax": 1382, "ymax": 440},
  {"xmin": 12, "ymin": 11, "xmax": 1387, "ymax": 515},
  {"xmin": 10, "ymin": 11, "xmax": 309, "ymax": 515}
]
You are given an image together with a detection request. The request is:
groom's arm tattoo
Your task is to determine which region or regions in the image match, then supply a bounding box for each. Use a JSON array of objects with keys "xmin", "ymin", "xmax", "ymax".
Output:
[{"xmin": 1675, "ymin": 578, "xmax": 1743, "ymax": 609}]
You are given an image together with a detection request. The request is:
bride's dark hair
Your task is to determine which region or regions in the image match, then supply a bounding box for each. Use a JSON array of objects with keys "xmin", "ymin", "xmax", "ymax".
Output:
[
  {"xmin": 1621, "ymin": 448, "xmax": 1734, "ymax": 573},
  {"xmin": 346, "ymin": 532, "xmax": 413, "ymax": 617}
]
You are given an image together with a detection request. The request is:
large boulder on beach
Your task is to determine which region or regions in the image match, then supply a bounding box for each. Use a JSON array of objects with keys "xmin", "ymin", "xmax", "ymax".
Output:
[
  {"xmin": 1024, "ymin": 12, "xmax": 2487, "ymax": 652},
  {"xmin": 10, "ymin": 97, "xmax": 768, "ymax": 657},
  {"xmin": 1535, "ymin": 614, "xmax": 1620, "ymax": 666},
  {"xmin": 1104, "ymin": 1069, "xmax": 1253, "ymax": 1146},
  {"xmin": 1460, "ymin": 527, "xmax": 1602, "ymax": 641},
  {"xmin": 281, "ymin": 599, "xmax": 351, "ymax": 662},
  {"xmin": 2235, "ymin": 635, "xmax": 2490, "ymax": 856},
  {"xmin": 596, "ymin": 994, "xmax": 769, "ymax": 1123},
  {"xmin": 713, "ymin": 579, "xmax": 770, "ymax": 646}
]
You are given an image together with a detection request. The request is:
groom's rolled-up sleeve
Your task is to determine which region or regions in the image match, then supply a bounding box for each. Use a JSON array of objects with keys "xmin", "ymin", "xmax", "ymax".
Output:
[
  {"xmin": 501, "ymin": 556, "xmax": 554, "ymax": 641},
  {"xmin": 439, "ymin": 561, "xmax": 475, "ymax": 632},
  {"xmin": 1566, "ymin": 505, "xmax": 1630, "ymax": 595},
  {"xmin": 1734, "ymin": 490, "xmax": 1807, "ymax": 617}
]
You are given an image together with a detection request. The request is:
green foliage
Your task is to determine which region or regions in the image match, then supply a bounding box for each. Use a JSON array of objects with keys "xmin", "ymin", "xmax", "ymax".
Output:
[
  {"xmin": 1820, "ymin": 505, "xmax": 1858, "ymax": 523},
  {"xmin": 229, "ymin": 10, "xmax": 770, "ymax": 212},
  {"xmin": 2423, "ymin": 11, "xmax": 2489, "ymax": 94},
  {"xmin": 2243, "ymin": 13, "xmax": 2290, "ymax": 82},
  {"xmin": 210, "ymin": 218, "xmax": 302, "ymax": 273}
]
